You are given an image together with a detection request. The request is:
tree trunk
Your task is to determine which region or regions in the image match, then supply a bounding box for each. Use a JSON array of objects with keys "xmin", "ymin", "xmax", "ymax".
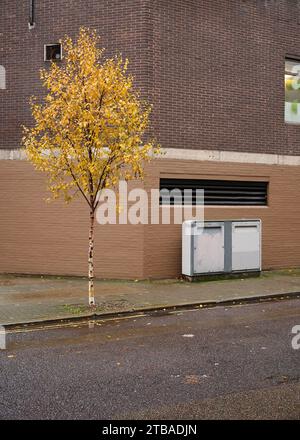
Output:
[{"xmin": 88, "ymin": 209, "xmax": 95, "ymax": 306}]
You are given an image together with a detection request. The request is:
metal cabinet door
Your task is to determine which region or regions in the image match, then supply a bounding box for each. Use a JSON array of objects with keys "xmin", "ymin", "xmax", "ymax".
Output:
[
  {"xmin": 193, "ymin": 222, "xmax": 225, "ymax": 274},
  {"xmin": 232, "ymin": 221, "xmax": 261, "ymax": 271}
]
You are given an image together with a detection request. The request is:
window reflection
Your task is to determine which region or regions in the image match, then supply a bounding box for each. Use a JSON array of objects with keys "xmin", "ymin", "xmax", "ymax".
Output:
[{"xmin": 285, "ymin": 58, "xmax": 300, "ymax": 124}]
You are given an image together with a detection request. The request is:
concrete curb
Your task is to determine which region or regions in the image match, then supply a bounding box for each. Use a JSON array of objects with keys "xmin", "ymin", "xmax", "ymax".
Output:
[{"xmin": 3, "ymin": 290, "xmax": 300, "ymax": 331}]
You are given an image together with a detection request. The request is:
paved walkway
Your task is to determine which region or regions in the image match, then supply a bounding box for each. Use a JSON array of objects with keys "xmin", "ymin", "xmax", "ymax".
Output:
[{"xmin": 0, "ymin": 270, "xmax": 300, "ymax": 326}]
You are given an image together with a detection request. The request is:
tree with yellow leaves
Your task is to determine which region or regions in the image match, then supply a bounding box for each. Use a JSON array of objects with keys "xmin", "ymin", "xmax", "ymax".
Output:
[{"xmin": 22, "ymin": 28, "xmax": 158, "ymax": 306}]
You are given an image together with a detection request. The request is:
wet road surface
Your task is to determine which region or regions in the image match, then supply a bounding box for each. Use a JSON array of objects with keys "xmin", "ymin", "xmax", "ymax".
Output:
[{"xmin": 0, "ymin": 299, "xmax": 299, "ymax": 419}]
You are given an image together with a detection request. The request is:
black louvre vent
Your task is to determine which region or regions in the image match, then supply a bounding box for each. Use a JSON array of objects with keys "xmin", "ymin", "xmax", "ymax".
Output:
[{"xmin": 160, "ymin": 179, "xmax": 268, "ymax": 206}]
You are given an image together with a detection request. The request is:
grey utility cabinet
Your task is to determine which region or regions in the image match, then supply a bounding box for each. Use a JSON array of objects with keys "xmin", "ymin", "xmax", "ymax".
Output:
[{"xmin": 182, "ymin": 219, "xmax": 261, "ymax": 277}]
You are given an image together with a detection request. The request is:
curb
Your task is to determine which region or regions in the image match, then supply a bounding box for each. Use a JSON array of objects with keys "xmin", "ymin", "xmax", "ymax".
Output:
[{"xmin": 3, "ymin": 290, "xmax": 300, "ymax": 331}]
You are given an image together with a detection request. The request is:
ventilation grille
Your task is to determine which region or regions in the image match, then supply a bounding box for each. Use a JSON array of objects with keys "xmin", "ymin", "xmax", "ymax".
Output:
[{"xmin": 160, "ymin": 179, "xmax": 268, "ymax": 206}]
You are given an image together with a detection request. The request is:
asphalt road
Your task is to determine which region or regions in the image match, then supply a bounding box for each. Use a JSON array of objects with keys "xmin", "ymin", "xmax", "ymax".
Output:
[{"xmin": 0, "ymin": 298, "xmax": 299, "ymax": 420}]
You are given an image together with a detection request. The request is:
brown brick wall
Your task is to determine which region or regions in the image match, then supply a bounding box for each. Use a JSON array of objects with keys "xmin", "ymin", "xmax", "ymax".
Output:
[
  {"xmin": 0, "ymin": 158, "xmax": 299, "ymax": 279},
  {"xmin": 2, "ymin": 1, "xmax": 300, "ymax": 154},
  {"xmin": 0, "ymin": 161, "xmax": 145, "ymax": 279},
  {"xmin": 143, "ymin": 157, "xmax": 300, "ymax": 278}
]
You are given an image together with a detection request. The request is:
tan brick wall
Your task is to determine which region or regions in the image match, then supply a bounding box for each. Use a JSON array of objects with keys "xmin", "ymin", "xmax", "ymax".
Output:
[
  {"xmin": 0, "ymin": 161, "xmax": 144, "ymax": 279},
  {"xmin": 143, "ymin": 158, "xmax": 300, "ymax": 278},
  {"xmin": 0, "ymin": 158, "xmax": 300, "ymax": 279}
]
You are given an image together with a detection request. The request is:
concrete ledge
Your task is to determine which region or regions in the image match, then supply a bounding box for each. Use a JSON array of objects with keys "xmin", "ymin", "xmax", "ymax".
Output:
[
  {"xmin": 0, "ymin": 149, "xmax": 26, "ymax": 160},
  {"xmin": 2, "ymin": 147, "xmax": 300, "ymax": 166},
  {"xmin": 162, "ymin": 148, "xmax": 300, "ymax": 166}
]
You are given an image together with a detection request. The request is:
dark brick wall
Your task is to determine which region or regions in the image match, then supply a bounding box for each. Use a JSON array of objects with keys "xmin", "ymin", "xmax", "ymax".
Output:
[
  {"xmin": 0, "ymin": 0, "xmax": 153, "ymax": 149},
  {"xmin": 1, "ymin": 1, "xmax": 300, "ymax": 154},
  {"xmin": 152, "ymin": 0, "xmax": 300, "ymax": 155}
]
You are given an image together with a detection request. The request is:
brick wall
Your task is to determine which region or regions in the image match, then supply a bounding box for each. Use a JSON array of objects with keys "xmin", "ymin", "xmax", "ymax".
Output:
[
  {"xmin": 2, "ymin": 0, "xmax": 300, "ymax": 153},
  {"xmin": 144, "ymin": 157, "xmax": 300, "ymax": 278},
  {"xmin": 0, "ymin": 0, "xmax": 153, "ymax": 149},
  {"xmin": 0, "ymin": 160, "xmax": 145, "ymax": 279},
  {"xmin": 152, "ymin": 0, "xmax": 300, "ymax": 155},
  {"xmin": 0, "ymin": 157, "xmax": 300, "ymax": 278}
]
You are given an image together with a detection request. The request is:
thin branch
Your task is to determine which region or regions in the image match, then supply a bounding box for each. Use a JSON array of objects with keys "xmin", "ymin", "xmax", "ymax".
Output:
[
  {"xmin": 93, "ymin": 153, "xmax": 118, "ymax": 210},
  {"xmin": 63, "ymin": 152, "xmax": 91, "ymax": 207}
]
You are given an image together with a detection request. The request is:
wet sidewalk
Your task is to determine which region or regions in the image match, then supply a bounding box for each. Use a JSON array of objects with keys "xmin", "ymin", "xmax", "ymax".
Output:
[{"xmin": 1, "ymin": 270, "xmax": 300, "ymax": 326}]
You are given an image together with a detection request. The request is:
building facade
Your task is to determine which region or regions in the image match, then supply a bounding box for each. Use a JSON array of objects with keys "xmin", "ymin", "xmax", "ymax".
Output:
[{"xmin": 1, "ymin": 0, "xmax": 300, "ymax": 279}]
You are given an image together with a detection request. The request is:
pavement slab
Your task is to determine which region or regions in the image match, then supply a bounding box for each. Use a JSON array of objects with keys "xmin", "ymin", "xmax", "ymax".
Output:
[{"xmin": 0, "ymin": 269, "xmax": 300, "ymax": 325}]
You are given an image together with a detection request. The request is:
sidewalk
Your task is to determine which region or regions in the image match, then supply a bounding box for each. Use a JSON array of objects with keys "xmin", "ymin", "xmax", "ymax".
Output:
[{"xmin": 1, "ymin": 270, "xmax": 300, "ymax": 327}]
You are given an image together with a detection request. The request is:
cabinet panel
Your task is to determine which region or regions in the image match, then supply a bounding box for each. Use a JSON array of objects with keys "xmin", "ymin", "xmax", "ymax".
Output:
[
  {"xmin": 232, "ymin": 221, "xmax": 261, "ymax": 271},
  {"xmin": 194, "ymin": 223, "xmax": 225, "ymax": 274}
]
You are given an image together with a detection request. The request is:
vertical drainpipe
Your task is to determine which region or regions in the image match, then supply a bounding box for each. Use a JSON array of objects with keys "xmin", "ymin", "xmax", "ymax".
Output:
[{"xmin": 28, "ymin": 0, "xmax": 35, "ymax": 29}]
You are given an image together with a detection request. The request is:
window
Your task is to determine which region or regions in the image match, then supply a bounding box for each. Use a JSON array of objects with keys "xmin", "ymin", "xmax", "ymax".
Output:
[
  {"xmin": 0, "ymin": 65, "xmax": 5, "ymax": 90},
  {"xmin": 44, "ymin": 43, "xmax": 62, "ymax": 61},
  {"xmin": 285, "ymin": 58, "xmax": 300, "ymax": 124},
  {"xmin": 160, "ymin": 179, "xmax": 268, "ymax": 206}
]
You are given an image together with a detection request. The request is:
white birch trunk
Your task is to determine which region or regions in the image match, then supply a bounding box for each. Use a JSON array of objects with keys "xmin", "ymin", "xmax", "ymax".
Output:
[{"xmin": 88, "ymin": 210, "xmax": 95, "ymax": 306}]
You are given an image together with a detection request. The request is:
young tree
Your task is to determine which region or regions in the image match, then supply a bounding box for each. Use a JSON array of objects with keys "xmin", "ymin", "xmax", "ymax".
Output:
[{"xmin": 22, "ymin": 28, "xmax": 158, "ymax": 306}]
